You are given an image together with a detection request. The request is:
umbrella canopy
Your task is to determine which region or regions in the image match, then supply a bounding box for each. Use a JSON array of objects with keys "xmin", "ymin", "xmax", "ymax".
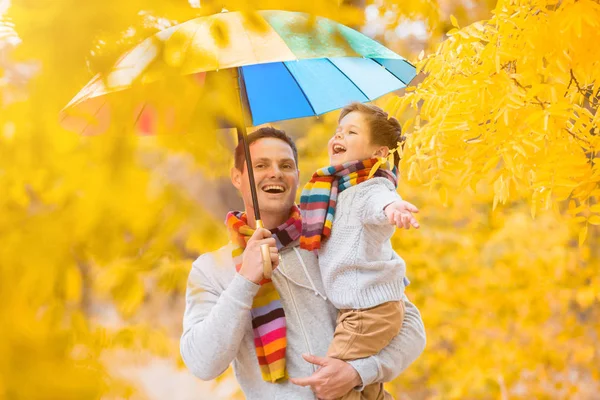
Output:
[
  {"xmin": 60, "ymin": 10, "xmax": 416, "ymax": 132},
  {"xmin": 60, "ymin": 10, "xmax": 417, "ymax": 279}
]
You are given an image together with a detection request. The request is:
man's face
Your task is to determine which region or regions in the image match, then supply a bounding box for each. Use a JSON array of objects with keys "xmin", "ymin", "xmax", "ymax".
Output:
[{"xmin": 231, "ymin": 137, "xmax": 299, "ymax": 218}]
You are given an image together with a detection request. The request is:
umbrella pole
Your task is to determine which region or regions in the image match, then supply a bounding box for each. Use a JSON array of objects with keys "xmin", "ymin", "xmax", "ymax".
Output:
[{"xmin": 234, "ymin": 67, "xmax": 273, "ymax": 279}]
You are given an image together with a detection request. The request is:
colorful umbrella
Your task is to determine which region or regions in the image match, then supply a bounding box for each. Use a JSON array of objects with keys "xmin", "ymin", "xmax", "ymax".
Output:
[{"xmin": 60, "ymin": 10, "xmax": 417, "ymax": 277}]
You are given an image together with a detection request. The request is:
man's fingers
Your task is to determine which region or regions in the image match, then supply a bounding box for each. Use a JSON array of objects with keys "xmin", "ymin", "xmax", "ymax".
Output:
[
  {"xmin": 251, "ymin": 227, "xmax": 272, "ymax": 240},
  {"xmin": 270, "ymin": 252, "xmax": 279, "ymax": 267},
  {"xmin": 302, "ymin": 353, "xmax": 328, "ymax": 367},
  {"xmin": 289, "ymin": 376, "xmax": 316, "ymax": 387},
  {"xmin": 255, "ymin": 237, "xmax": 277, "ymax": 248}
]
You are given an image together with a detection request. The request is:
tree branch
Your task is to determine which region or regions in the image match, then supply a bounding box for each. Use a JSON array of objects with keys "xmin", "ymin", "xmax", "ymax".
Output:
[
  {"xmin": 533, "ymin": 96, "xmax": 549, "ymax": 109},
  {"xmin": 564, "ymin": 128, "xmax": 592, "ymax": 146},
  {"xmin": 511, "ymin": 78, "xmax": 529, "ymax": 91}
]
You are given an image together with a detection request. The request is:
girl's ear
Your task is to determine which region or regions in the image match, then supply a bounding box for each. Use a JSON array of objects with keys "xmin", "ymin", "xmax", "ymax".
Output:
[{"xmin": 372, "ymin": 146, "xmax": 390, "ymax": 158}]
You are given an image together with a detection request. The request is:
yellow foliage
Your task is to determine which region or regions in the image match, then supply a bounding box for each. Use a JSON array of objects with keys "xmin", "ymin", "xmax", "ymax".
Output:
[
  {"xmin": 396, "ymin": 0, "xmax": 600, "ymax": 241},
  {"xmin": 1, "ymin": 0, "xmax": 598, "ymax": 398}
]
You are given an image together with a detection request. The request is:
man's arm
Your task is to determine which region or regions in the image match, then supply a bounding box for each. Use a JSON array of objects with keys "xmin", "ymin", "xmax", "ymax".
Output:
[
  {"xmin": 347, "ymin": 294, "xmax": 426, "ymax": 389},
  {"xmin": 180, "ymin": 255, "xmax": 260, "ymax": 380},
  {"xmin": 180, "ymin": 228, "xmax": 277, "ymax": 380},
  {"xmin": 291, "ymin": 294, "xmax": 426, "ymax": 398}
]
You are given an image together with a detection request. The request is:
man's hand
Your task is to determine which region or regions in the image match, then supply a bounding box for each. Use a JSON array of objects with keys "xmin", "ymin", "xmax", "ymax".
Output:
[
  {"xmin": 238, "ymin": 228, "xmax": 279, "ymax": 284},
  {"xmin": 290, "ymin": 354, "xmax": 362, "ymax": 400},
  {"xmin": 385, "ymin": 200, "xmax": 420, "ymax": 230}
]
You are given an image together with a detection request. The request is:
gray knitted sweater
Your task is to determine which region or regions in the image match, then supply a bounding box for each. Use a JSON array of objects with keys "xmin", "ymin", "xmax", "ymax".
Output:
[
  {"xmin": 319, "ymin": 178, "xmax": 407, "ymax": 309},
  {"xmin": 181, "ymin": 242, "xmax": 426, "ymax": 399}
]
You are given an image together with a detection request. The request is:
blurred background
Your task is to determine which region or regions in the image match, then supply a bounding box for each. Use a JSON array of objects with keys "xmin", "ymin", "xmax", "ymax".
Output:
[{"xmin": 0, "ymin": 0, "xmax": 598, "ymax": 399}]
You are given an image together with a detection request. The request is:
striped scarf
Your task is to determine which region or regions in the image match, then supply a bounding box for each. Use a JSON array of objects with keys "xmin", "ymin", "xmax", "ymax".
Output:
[
  {"xmin": 225, "ymin": 206, "xmax": 302, "ymax": 383},
  {"xmin": 299, "ymin": 158, "xmax": 397, "ymax": 252}
]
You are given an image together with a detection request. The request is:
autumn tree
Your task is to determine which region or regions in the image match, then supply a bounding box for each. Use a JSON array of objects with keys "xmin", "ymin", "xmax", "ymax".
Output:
[{"xmin": 1, "ymin": 0, "xmax": 598, "ymax": 398}]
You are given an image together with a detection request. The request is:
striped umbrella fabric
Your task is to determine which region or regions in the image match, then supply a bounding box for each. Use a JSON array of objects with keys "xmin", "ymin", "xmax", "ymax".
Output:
[
  {"xmin": 241, "ymin": 56, "xmax": 414, "ymax": 125},
  {"xmin": 60, "ymin": 10, "xmax": 416, "ymax": 133}
]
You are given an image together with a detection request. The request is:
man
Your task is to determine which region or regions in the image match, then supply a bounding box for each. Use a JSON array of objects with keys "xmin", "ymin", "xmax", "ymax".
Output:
[{"xmin": 180, "ymin": 127, "xmax": 426, "ymax": 399}]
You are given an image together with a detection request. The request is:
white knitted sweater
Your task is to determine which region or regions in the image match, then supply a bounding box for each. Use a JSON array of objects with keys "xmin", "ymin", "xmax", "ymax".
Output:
[{"xmin": 318, "ymin": 177, "xmax": 407, "ymax": 309}]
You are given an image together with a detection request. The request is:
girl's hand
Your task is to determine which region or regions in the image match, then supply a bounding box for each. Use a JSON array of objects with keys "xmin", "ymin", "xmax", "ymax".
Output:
[{"xmin": 384, "ymin": 200, "xmax": 420, "ymax": 229}]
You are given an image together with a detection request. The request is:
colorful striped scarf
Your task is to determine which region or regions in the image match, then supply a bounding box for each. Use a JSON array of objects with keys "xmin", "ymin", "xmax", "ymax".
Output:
[
  {"xmin": 299, "ymin": 158, "xmax": 398, "ymax": 252},
  {"xmin": 225, "ymin": 206, "xmax": 302, "ymax": 383}
]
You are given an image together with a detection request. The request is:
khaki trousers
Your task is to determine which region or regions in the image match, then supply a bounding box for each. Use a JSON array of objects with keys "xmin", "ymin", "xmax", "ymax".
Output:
[{"xmin": 327, "ymin": 301, "xmax": 405, "ymax": 400}]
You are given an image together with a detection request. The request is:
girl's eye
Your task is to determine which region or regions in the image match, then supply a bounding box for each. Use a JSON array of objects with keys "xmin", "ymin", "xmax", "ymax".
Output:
[{"xmin": 349, "ymin": 131, "xmax": 357, "ymax": 135}]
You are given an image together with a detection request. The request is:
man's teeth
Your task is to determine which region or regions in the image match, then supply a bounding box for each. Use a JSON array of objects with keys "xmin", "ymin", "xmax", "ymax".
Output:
[{"xmin": 263, "ymin": 185, "xmax": 285, "ymax": 193}]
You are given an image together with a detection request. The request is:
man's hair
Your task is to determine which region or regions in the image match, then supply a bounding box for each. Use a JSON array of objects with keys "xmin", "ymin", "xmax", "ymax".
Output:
[
  {"xmin": 234, "ymin": 127, "xmax": 299, "ymax": 171},
  {"xmin": 339, "ymin": 102, "xmax": 405, "ymax": 165}
]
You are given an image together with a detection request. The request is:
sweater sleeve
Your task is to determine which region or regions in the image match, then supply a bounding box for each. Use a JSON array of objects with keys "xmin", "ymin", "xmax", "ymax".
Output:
[
  {"xmin": 359, "ymin": 178, "xmax": 403, "ymax": 226},
  {"xmin": 347, "ymin": 294, "xmax": 426, "ymax": 388},
  {"xmin": 180, "ymin": 254, "xmax": 260, "ymax": 380}
]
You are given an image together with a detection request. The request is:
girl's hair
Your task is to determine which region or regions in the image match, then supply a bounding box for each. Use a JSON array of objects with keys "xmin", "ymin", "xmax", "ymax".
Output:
[{"xmin": 339, "ymin": 102, "xmax": 404, "ymax": 165}]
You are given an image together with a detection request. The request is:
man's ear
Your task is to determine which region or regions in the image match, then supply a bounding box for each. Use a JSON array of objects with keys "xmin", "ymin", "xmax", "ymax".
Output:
[
  {"xmin": 372, "ymin": 146, "xmax": 390, "ymax": 158},
  {"xmin": 231, "ymin": 167, "xmax": 242, "ymax": 190}
]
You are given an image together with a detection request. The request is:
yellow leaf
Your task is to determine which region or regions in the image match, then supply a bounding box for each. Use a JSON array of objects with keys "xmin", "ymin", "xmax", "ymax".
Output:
[
  {"xmin": 368, "ymin": 158, "xmax": 384, "ymax": 179},
  {"xmin": 575, "ymin": 289, "xmax": 596, "ymax": 308},
  {"xmin": 439, "ymin": 186, "xmax": 448, "ymax": 206},
  {"xmin": 387, "ymin": 153, "xmax": 395, "ymax": 169},
  {"xmin": 588, "ymin": 215, "xmax": 600, "ymax": 225},
  {"xmin": 117, "ymin": 275, "xmax": 145, "ymax": 317},
  {"xmin": 579, "ymin": 224, "xmax": 588, "ymax": 247},
  {"xmin": 450, "ymin": 14, "xmax": 459, "ymax": 28},
  {"xmin": 65, "ymin": 265, "xmax": 83, "ymax": 303},
  {"xmin": 567, "ymin": 200, "xmax": 578, "ymax": 213},
  {"xmin": 384, "ymin": 96, "xmax": 402, "ymax": 116}
]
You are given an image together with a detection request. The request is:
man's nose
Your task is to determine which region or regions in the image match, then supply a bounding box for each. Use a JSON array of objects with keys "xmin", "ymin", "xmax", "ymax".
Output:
[{"xmin": 269, "ymin": 165, "xmax": 283, "ymax": 178}]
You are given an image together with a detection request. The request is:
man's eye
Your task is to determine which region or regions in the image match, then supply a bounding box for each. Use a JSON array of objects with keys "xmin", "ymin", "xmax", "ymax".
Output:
[
  {"xmin": 282, "ymin": 164, "xmax": 293, "ymax": 169},
  {"xmin": 255, "ymin": 164, "xmax": 265, "ymax": 169}
]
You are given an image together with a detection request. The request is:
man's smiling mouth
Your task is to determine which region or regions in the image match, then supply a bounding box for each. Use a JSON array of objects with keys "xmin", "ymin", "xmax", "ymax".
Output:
[{"xmin": 261, "ymin": 184, "xmax": 286, "ymax": 194}]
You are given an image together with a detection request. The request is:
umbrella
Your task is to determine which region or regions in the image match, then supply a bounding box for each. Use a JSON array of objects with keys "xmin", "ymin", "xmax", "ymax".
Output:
[{"xmin": 60, "ymin": 10, "xmax": 417, "ymax": 277}]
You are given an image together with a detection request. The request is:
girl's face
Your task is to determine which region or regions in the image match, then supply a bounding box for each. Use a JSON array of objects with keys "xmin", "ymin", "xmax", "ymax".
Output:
[{"xmin": 328, "ymin": 111, "xmax": 386, "ymax": 166}]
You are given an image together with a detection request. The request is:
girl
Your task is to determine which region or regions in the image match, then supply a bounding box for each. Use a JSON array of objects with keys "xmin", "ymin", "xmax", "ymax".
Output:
[{"xmin": 300, "ymin": 102, "xmax": 419, "ymax": 400}]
